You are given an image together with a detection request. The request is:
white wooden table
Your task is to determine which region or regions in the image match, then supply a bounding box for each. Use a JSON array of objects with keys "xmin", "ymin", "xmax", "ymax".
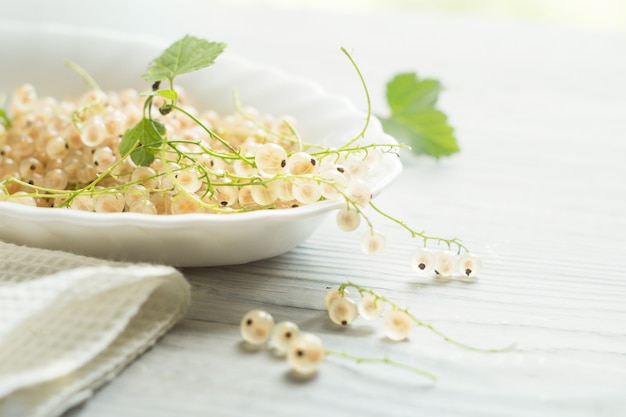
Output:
[{"xmin": 6, "ymin": 1, "xmax": 626, "ymax": 416}]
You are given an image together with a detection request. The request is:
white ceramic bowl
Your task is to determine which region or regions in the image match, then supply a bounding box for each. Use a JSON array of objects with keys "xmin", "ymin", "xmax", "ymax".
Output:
[{"xmin": 0, "ymin": 22, "xmax": 402, "ymax": 266}]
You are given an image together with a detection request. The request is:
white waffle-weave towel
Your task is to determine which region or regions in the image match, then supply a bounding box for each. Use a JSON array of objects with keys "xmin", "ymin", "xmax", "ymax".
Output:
[{"xmin": 0, "ymin": 241, "xmax": 190, "ymax": 417}]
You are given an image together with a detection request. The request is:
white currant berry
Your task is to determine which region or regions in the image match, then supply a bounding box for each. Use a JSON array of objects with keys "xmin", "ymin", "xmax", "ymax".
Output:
[
  {"xmin": 383, "ymin": 310, "xmax": 414, "ymax": 341},
  {"xmin": 250, "ymin": 184, "xmax": 277, "ymax": 206},
  {"xmin": 336, "ymin": 208, "xmax": 361, "ymax": 232},
  {"xmin": 70, "ymin": 195, "xmax": 95, "ymax": 212},
  {"xmin": 292, "ymin": 179, "xmax": 322, "ymax": 204},
  {"xmin": 342, "ymin": 155, "xmax": 368, "ymax": 180},
  {"xmin": 6, "ymin": 191, "xmax": 37, "ymax": 207},
  {"xmin": 255, "ymin": 143, "xmax": 287, "ymax": 177},
  {"xmin": 129, "ymin": 198, "xmax": 158, "ymax": 215},
  {"xmin": 92, "ymin": 146, "xmax": 116, "ymax": 173},
  {"xmin": 94, "ymin": 193, "xmax": 125, "ymax": 213},
  {"xmin": 274, "ymin": 179, "xmax": 294, "ymax": 201},
  {"xmin": 364, "ymin": 149, "xmax": 382, "ymax": 168},
  {"xmin": 130, "ymin": 166, "xmax": 158, "ymax": 189},
  {"xmin": 240, "ymin": 309, "xmax": 275, "ymax": 346},
  {"xmin": 324, "ymin": 286, "xmax": 348, "ymax": 310},
  {"xmin": 328, "ymin": 296, "xmax": 359, "ymax": 326},
  {"xmin": 270, "ymin": 321, "xmax": 301, "ymax": 356},
  {"xmin": 360, "ymin": 231, "xmax": 386, "ymax": 254},
  {"xmin": 285, "ymin": 152, "xmax": 317, "ymax": 175},
  {"xmin": 213, "ymin": 184, "xmax": 239, "ymax": 207},
  {"xmin": 410, "ymin": 247, "xmax": 435, "ymax": 276},
  {"xmin": 457, "ymin": 252, "xmax": 482, "ymax": 280},
  {"xmin": 345, "ymin": 179, "xmax": 371, "ymax": 206},
  {"xmin": 357, "ymin": 293, "xmax": 384, "ymax": 320},
  {"xmin": 80, "ymin": 116, "xmax": 107, "ymax": 147},
  {"xmin": 287, "ymin": 332, "xmax": 324, "ymax": 376},
  {"xmin": 319, "ymin": 169, "xmax": 346, "ymax": 200},
  {"xmin": 176, "ymin": 168, "xmax": 202, "ymax": 193},
  {"xmin": 433, "ymin": 250, "xmax": 458, "ymax": 279},
  {"xmin": 233, "ymin": 159, "xmax": 257, "ymax": 176}
]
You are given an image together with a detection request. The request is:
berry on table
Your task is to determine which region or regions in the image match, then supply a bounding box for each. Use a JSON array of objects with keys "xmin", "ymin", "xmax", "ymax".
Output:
[
  {"xmin": 240, "ymin": 309, "xmax": 275, "ymax": 346},
  {"xmin": 327, "ymin": 296, "xmax": 359, "ymax": 326},
  {"xmin": 270, "ymin": 321, "xmax": 301, "ymax": 356},
  {"xmin": 287, "ymin": 332, "xmax": 325, "ymax": 376},
  {"xmin": 357, "ymin": 293, "xmax": 384, "ymax": 320},
  {"xmin": 382, "ymin": 309, "xmax": 414, "ymax": 341}
]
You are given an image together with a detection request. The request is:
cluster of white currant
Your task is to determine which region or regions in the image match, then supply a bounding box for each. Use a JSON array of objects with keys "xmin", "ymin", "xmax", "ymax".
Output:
[
  {"xmin": 324, "ymin": 282, "xmax": 513, "ymax": 353},
  {"xmin": 0, "ymin": 83, "xmax": 395, "ymax": 221},
  {"xmin": 239, "ymin": 308, "xmax": 439, "ymax": 380},
  {"xmin": 410, "ymin": 248, "xmax": 483, "ymax": 281},
  {"xmin": 239, "ymin": 309, "xmax": 325, "ymax": 377}
]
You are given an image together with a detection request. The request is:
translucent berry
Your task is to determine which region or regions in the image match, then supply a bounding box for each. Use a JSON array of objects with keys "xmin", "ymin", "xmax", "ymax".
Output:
[
  {"xmin": 92, "ymin": 146, "xmax": 116, "ymax": 173},
  {"xmin": 274, "ymin": 179, "xmax": 294, "ymax": 201},
  {"xmin": 342, "ymin": 155, "xmax": 368, "ymax": 180},
  {"xmin": 410, "ymin": 247, "xmax": 435, "ymax": 276},
  {"xmin": 357, "ymin": 294, "xmax": 384, "ymax": 320},
  {"xmin": 43, "ymin": 168, "xmax": 68, "ymax": 190},
  {"xmin": 176, "ymin": 168, "xmax": 202, "ymax": 193},
  {"xmin": 383, "ymin": 310, "xmax": 414, "ymax": 341},
  {"xmin": 345, "ymin": 179, "xmax": 371, "ymax": 206},
  {"xmin": 319, "ymin": 169, "xmax": 347, "ymax": 200},
  {"xmin": 287, "ymin": 332, "xmax": 324, "ymax": 376},
  {"xmin": 292, "ymin": 180, "xmax": 322, "ymax": 204},
  {"xmin": 170, "ymin": 193, "xmax": 203, "ymax": 214},
  {"xmin": 240, "ymin": 309, "xmax": 275, "ymax": 346},
  {"xmin": 270, "ymin": 321, "xmax": 300, "ymax": 356},
  {"xmin": 328, "ymin": 297, "xmax": 358, "ymax": 326},
  {"xmin": 7, "ymin": 191, "xmax": 37, "ymax": 207},
  {"xmin": 457, "ymin": 252, "xmax": 482, "ymax": 280},
  {"xmin": 433, "ymin": 250, "xmax": 458, "ymax": 279},
  {"xmin": 212, "ymin": 184, "xmax": 239, "ymax": 207},
  {"xmin": 94, "ymin": 193, "xmax": 125, "ymax": 213},
  {"xmin": 336, "ymin": 208, "xmax": 361, "ymax": 232},
  {"xmin": 285, "ymin": 152, "xmax": 317, "ymax": 175},
  {"xmin": 233, "ymin": 159, "xmax": 257, "ymax": 176},
  {"xmin": 250, "ymin": 184, "xmax": 277, "ymax": 206},
  {"xmin": 360, "ymin": 231, "xmax": 386, "ymax": 254},
  {"xmin": 70, "ymin": 195, "xmax": 95, "ymax": 212},
  {"xmin": 129, "ymin": 199, "xmax": 158, "ymax": 215},
  {"xmin": 324, "ymin": 286, "xmax": 347, "ymax": 310},
  {"xmin": 80, "ymin": 116, "xmax": 107, "ymax": 147},
  {"xmin": 255, "ymin": 143, "xmax": 287, "ymax": 177},
  {"xmin": 130, "ymin": 166, "xmax": 158, "ymax": 189}
]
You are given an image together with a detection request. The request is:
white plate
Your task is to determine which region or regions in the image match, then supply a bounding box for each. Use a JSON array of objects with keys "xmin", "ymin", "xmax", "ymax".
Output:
[{"xmin": 0, "ymin": 22, "xmax": 402, "ymax": 266}]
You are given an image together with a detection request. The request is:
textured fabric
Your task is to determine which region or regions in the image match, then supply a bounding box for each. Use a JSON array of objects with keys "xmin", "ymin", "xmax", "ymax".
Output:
[{"xmin": 0, "ymin": 241, "xmax": 190, "ymax": 417}]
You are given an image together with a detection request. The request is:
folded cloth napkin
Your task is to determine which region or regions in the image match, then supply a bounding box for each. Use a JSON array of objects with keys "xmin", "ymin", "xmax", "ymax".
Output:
[{"xmin": 0, "ymin": 241, "xmax": 190, "ymax": 417}]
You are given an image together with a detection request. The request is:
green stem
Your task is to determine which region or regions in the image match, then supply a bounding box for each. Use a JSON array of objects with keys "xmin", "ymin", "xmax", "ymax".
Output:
[
  {"xmin": 338, "ymin": 47, "xmax": 371, "ymax": 150},
  {"xmin": 172, "ymin": 104, "xmax": 252, "ymax": 164},
  {"xmin": 368, "ymin": 200, "xmax": 468, "ymax": 253},
  {"xmin": 325, "ymin": 349, "xmax": 437, "ymax": 381}
]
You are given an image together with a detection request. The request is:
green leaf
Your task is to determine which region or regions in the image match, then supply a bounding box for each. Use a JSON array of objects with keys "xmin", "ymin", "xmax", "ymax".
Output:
[
  {"xmin": 0, "ymin": 108, "xmax": 10, "ymax": 129},
  {"xmin": 155, "ymin": 89, "xmax": 178, "ymax": 101},
  {"xmin": 142, "ymin": 35, "xmax": 226, "ymax": 83},
  {"xmin": 119, "ymin": 118, "xmax": 166, "ymax": 166},
  {"xmin": 381, "ymin": 72, "xmax": 459, "ymax": 158},
  {"xmin": 130, "ymin": 146, "xmax": 156, "ymax": 167}
]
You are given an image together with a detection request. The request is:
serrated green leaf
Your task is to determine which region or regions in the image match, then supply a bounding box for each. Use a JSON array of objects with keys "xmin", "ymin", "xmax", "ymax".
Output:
[
  {"xmin": 119, "ymin": 118, "xmax": 166, "ymax": 166},
  {"xmin": 382, "ymin": 72, "xmax": 459, "ymax": 158},
  {"xmin": 386, "ymin": 73, "xmax": 442, "ymax": 115},
  {"xmin": 142, "ymin": 35, "xmax": 226, "ymax": 83}
]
